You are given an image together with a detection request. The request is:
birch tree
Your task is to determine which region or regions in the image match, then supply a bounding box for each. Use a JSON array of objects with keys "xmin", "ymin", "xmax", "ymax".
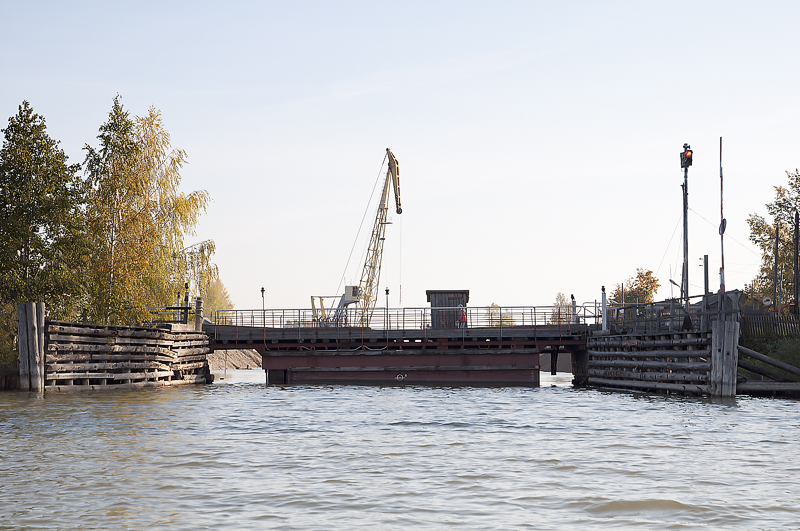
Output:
[{"xmin": 84, "ymin": 97, "xmax": 211, "ymax": 324}]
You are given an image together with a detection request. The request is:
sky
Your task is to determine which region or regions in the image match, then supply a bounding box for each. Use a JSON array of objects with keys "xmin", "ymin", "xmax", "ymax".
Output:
[{"xmin": 2, "ymin": 1, "xmax": 798, "ymax": 311}]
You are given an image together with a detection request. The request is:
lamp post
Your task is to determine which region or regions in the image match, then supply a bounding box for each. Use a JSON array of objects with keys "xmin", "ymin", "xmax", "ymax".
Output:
[
  {"xmin": 680, "ymin": 143, "xmax": 693, "ymax": 313},
  {"xmin": 261, "ymin": 287, "xmax": 265, "ymax": 325},
  {"xmin": 385, "ymin": 287, "xmax": 390, "ymax": 329}
]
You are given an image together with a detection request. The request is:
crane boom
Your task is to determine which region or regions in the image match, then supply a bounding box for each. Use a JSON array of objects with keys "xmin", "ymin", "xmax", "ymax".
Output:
[{"xmin": 355, "ymin": 148, "xmax": 402, "ymax": 324}]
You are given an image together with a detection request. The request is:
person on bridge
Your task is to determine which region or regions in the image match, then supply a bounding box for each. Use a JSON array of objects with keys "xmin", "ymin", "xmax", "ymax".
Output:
[{"xmin": 458, "ymin": 305, "xmax": 467, "ymax": 329}]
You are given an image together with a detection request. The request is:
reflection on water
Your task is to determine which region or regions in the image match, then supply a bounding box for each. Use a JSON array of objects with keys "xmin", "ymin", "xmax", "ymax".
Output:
[{"xmin": 2, "ymin": 371, "xmax": 799, "ymax": 529}]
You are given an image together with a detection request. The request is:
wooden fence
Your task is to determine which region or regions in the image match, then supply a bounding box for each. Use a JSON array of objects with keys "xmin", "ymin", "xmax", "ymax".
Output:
[
  {"xmin": 17, "ymin": 302, "xmax": 212, "ymax": 392},
  {"xmin": 741, "ymin": 314, "xmax": 800, "ymax": 338}
]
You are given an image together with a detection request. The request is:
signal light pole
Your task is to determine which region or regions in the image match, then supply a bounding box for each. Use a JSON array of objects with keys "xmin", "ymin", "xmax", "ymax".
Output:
[{"xmin": 680, "ymin": 143, "xmax": 692, "ymax": 313}]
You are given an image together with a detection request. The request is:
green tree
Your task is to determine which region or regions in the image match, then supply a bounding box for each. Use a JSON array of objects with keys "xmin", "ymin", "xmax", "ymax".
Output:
[
  {"xmin": 746, "ymin": 169, "xmax": 800, "ymax": 303},
  {"xmin": 83, "ymin": 96, "xmax": 211, "ymax": 324},
  {"xmin": 0, "ymin": 101, "xmax": 88, "ymax": 316},
  {"xmin": 611, "ymin": 268, "xmax": 660, "ymax": 304}
]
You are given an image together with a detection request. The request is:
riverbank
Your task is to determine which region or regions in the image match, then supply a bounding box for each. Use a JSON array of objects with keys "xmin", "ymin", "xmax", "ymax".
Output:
[{"xmin": 207, "ymin": 349, "xmax": 261, "ymax": 371}]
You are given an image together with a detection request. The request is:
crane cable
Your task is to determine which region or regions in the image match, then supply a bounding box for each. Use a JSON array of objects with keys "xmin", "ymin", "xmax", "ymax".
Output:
[{"xmin": 335, "ymin": 152, "xmax": 389, "ymax": 297}]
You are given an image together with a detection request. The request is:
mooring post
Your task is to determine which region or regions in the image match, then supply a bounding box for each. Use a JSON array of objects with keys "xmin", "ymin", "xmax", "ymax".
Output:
[
  {"xmin": 17, "ymin": 303, "xmax": 30, "ymax": 391},
  {"xmin": 18, "ymin": 302, "xmax": 45, "ymax": 392},
  {"xmin": 36, "ymin": 302, "xmax": 45, "ymax": 391},
  {"xmin": 571, "ymin": 347, "xmax": 589, "ymax": 387},
  {"xmin": 710, "ymin": 294, "xmax": 740, "ymax": 397}
]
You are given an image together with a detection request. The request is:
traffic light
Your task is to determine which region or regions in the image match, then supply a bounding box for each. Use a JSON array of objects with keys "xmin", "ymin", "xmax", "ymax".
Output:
[{"xmin": 680, "ymin": 145, "xmax": 693, "ymax": 168}]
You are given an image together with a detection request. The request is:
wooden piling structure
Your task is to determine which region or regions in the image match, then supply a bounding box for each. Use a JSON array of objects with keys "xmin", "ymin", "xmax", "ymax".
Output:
[
  {"xmin": 586, "ymin": 292, "xmax": 743, "ymax": 396},
  {"xmin": 14, "ymin": 300, "xmax": 212, "ymax": 392},
  {"xmin": 17, "ymin": 302, "xmax": 46, "ymax": 392}
]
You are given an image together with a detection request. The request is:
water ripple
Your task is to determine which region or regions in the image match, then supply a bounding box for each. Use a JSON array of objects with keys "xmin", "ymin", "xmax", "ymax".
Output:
[{"xmin": 1, "ymin": 372, "xmax": 799, "ymax": 529}]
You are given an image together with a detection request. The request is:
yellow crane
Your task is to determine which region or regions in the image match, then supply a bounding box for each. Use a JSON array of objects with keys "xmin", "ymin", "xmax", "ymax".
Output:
[
  {"xmin": 311, "ymin": 148, "xmax": 402, "ymax": 326},
  {"xmin": 355, "ymin": 148, "xmax": 402, "ymax": 324}
]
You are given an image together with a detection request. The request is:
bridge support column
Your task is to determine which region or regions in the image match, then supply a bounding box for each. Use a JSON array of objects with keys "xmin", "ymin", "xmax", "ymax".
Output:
[{"xmin": 571, "ymin": 347, "xmax": 589, "ymax": 387}]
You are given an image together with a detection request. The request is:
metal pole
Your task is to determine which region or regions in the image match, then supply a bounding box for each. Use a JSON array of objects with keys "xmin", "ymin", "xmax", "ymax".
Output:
[
  {"xmin": 794, "ymin": 209, "xmax": 799, "ymax": 314},
  {"xmin": 183, "ymin": 282, "xmax": 189, "ymax": 324},
  {"xmin": 719, "ymin": 137, "xmax": 726, "ymax": 317},
  {"xmin": 703, "ymin": 254, "xmax": 709, "ymax": 295},
  {"xmin": 683, "ymin": 164, "xmax": 689, "ymax": 313},
  {"xmin": 774, "ymin": 224, "xmax": 780, "ymax": 307}
]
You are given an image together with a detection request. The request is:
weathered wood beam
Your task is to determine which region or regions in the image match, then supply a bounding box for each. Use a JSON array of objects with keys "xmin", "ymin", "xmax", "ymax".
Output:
[
  {"xmin": 738, "ymin": 346, "xmax": 800, "ymax": 378},
  {"xmin": 588, "ymin": 349, "xmax": 710, "ymax": 359},
  {"xmin": 590, "ymin": 360, "xmax": 710, "ymax": 371},
  {"xmin": 588, "ymin": 377, "xmax": 707, "ymax": 394},
  {"xmin": 737, "ymin": 359, "xmax": 790, "ymax": 382},
  {"xmin": 588, "ymin": 368, "xmax": 708, "ymax": 382}
]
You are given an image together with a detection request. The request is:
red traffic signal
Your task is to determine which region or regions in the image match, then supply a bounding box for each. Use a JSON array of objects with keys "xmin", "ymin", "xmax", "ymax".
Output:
[{"xmin": 680, "ymin": 147, "xmax": 693, "ymax": 168}]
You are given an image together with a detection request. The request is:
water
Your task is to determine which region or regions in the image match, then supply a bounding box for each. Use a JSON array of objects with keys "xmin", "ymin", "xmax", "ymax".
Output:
[{"xmin": 1, "ymin": 372, "xmax": 799, "ymax": 530}]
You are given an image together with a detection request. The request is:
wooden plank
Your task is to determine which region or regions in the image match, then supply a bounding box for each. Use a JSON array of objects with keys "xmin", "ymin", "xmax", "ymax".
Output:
[
  {"xmin": 47, "ymin": 344, "xmax": 176, "ymax": 356},
  {"xmin": 46, "ymin": 362, "xmax": 171, "ymax": 372},
  {"xmin": 48, "ymin": 333, "xmax": 174, "ymax": 347},
  {"xmin": 172, "ymin": 354, "xmax": 210, "ymax": 363},
  {"xmin": 588, "ymin": 349, "xmax": 710, "ymax": 359},
  {"xmin": 737, "ymin": 381, "xmax": 800, "ymax": 392},
  {"xmin": 588, "ymin": 368, "xmax": 709, "ymax": 382},
  {"xmin": 17, "ymin": 303, "xmax": 30, "ymax": 391},
  {"xmin": 46, "ymin": 370, "xmax": 173, "ymax": 381},
  {"xmin": 46, "ymin": 352, "xmax": 177, "ymax": 363},
  {"xmin": 589, "ymin": 360, "xmax": 711, "ymax": 371},
  {"xmin": 587, "ymin": 337, "xmax": 710, "ymax": 348},
  {"xmin": 171, "ymin": 347, "xmax": 210, "ymax": 356},
  {"xmin": 588, "ymin": 377, "xmax": 707, "ymax": 394},
  {"xmin": 171, "ymin": 361, "xmax": 208, "ymax": 370},
  {"xmin": 737, "ymin": 359, "xmax": 790, "ymax": 382},
  {"xmin": 738, "ymin": 345, "xmax": 800, "ymax": 378}
]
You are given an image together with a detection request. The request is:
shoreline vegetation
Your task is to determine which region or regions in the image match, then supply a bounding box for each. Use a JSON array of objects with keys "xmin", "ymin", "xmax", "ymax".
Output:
[{"xmin": 1, "ymin": 97, "xmax": 233, "ymax": 369}]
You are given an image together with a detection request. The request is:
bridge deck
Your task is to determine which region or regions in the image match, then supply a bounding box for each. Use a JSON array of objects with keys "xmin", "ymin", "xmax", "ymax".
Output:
[{"xmin": 205, "ymin": 322, "xmax": 588, "ymax": 386}]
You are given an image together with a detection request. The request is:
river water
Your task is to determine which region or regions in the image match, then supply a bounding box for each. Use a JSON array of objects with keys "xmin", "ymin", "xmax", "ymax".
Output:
[{"xmin": 1, "ymin": 372, "xmax": 799, "ymax": 530}]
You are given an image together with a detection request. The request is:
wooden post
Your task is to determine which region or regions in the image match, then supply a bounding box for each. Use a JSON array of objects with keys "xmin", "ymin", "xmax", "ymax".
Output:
[
  {"xmin": 721, "ymin": 316, "xmax": 740, "ymax": 397},
  {"xmin": 710, "ymin": 296, "xmax": 740, "ymax": 398},
  {"xmin": 36, "ymin": 302, "xmax": 45, "ymax": 391},
  {"xmin": 571, "ymin": 347, "xmax": 589, "ymax": 387},
  {"xmin": 17, "ymin": 303, "xmax": 30, "ymax": 391},
  {"xmin": 26, "ymin": 303, "xmax": 44, "ymax": 392},
  {"xmin": 195, "ymin": 297, "xmax": 204, "ymax": 332}
]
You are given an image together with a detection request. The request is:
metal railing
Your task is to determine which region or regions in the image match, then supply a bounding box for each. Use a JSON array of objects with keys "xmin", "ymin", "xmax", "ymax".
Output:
[
  {"xmin": 212, "ymin": 304, "xmax": 603, "ymax": 331},
  {"xmin": 603, "ymin": 293, "xmax": 726, "ymax": 334}
]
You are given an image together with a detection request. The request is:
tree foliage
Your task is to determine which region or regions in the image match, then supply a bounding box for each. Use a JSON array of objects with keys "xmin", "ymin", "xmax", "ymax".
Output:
[
  {"xmin": 550, "ymin": 292, "xmax": 571, "ymax": 324},
  {"xmin": 746, "ymin": 169, "xmax": 800, "ymax": 302},
  {"xmin": 487, "ymin": 302, "xmax": 515, "ymax": 326},
  {"xmin": 611, "ymin": 268, "xmax": 660, "ymax": 304},
  {"xmin": 83, "ymin": 97, "xmax": 211, "ymax": 324},
  {"xmin": 204, "ymin": 278, "xmax": 234, "ymax": 317},
  {"xmin": 0, "ymin": 101, "xmax": 88, "ymax": 316}
]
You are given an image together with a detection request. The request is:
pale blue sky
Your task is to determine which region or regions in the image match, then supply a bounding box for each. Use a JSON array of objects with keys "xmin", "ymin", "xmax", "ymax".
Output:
[{"xmin": 2, "ymin": 1, "xmax": 798, "ymax": 309}]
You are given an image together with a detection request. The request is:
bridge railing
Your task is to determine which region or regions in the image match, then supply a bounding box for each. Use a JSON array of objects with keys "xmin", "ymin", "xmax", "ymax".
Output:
[{"xmin": 212, "ymin": 304, "xmax": 602, "ymax": 331}]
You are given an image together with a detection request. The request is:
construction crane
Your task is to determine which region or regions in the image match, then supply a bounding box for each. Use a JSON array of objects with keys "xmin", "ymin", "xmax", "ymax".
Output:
[{"xmin": 311, "ymin": 148, "xmax": 402, "ymax": 327}]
